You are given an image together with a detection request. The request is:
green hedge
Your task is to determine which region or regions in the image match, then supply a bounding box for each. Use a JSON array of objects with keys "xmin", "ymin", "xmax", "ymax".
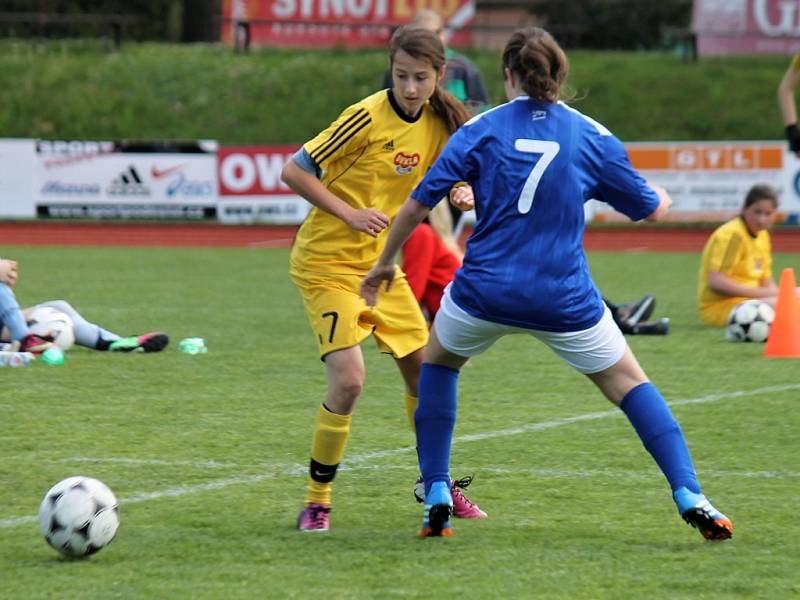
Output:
[{"xmin": 0, "ymin": 41, "xmax": 791, "ymax": 144}]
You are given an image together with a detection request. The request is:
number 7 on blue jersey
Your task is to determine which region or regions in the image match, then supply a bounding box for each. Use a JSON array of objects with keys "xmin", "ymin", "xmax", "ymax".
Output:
[{"xmin": 514, "ymin": 139, "xmax": 560, "ymax": 214}]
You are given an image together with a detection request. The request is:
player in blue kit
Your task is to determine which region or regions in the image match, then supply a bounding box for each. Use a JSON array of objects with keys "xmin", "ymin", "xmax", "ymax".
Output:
[{"xmin": 361, "ymin": 26, "xmax": 732, "ymax": 541}]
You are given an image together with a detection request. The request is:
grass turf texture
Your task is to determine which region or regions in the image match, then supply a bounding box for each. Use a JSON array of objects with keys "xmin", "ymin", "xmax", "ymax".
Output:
[
  {"xmin": 2, "ymin": 245, "xmax": 799, "ymax": 599},
  {"xmin": 0, "ymin": 41, "xmax": 792, "ymax": 144}
]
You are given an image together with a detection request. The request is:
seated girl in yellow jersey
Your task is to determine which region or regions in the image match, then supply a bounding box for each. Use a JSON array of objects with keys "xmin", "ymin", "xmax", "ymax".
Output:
[
  {"xmin": 778, "ymin": 53, "xmax": 800, "ymax": 156},
  {"xmin": 698, "ymin": 184, "xmax": 800, "ymax": 326},
  {"xmin": 280, "ymin": 26, "xmax": 485, "ymax": 532}
]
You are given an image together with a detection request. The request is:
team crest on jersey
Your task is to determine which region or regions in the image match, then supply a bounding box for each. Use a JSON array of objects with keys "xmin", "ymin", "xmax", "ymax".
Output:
[
  {"xmin": 754, "ymin": 257, "xmax": 764, "ymax": 272},
  {"xmin": 394, "ymin": 152, "xmax": 420, "ymax": 174}
]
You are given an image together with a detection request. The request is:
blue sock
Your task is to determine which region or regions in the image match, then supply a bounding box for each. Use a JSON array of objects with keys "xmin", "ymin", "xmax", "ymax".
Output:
[
  {"xmin": 415, "ymin": 363, "xmax": 459, "ymax": 498},
  {"xmin": 0, "ymin": 283, "xmax": 29, "ymax": 341},
  {"xmin": 620, "ymin": 382, "xmax": 700, "ymax": 494}
]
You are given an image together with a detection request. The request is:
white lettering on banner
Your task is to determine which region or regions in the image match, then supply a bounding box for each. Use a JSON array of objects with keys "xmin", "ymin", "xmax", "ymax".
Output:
[
  {"xmin": 38, "ymin": 140, "xmax": 115, "ymax": 156},
  {"xmin": 753, "ymin": 0, "xmax": 799, "ymax": 36},
  {"xmin": 221, "ymin": 153, "xmax": 256, "ymax": 192},
  {"xmin": 706, "ymin": 149, "xmax": 723, "ymax": 168},
  {"xmin": 675, "ymin": 150, "xmax": 697, "ymax": 169},
  {"xmin": 219, "ymin": 152, "xmax": 291, "ymax": 194},
  {"xmin": 255, "ymin": 154, "xmax": 288, "ymax": 191},
  {"xmin": 271, "ymin": 0, "xmax": 388, "ymax": 19},
  {"xmin": 321, "ymin": 0, "xmax": 345, "ymax": 17}
]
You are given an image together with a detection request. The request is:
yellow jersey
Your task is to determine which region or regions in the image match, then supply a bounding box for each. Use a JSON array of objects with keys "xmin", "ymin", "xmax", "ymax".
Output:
[
  {"xmin": 290, "ymin": 90, "xmax": 450, "ymax": 275},
  {"xmin": 698, "ymin": 217, "xmax": 772, "ymax": 325}
]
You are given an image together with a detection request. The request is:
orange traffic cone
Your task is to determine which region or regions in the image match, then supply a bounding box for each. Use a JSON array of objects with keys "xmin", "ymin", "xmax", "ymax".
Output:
[{"xmin": 765, "ymin": 268, "xmax": 800, "ymax": 358}]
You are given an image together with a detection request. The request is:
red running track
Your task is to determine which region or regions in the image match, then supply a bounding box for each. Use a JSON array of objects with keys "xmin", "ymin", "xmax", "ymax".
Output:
[{"xmin": 1, "ymin": 221, "xmax": 799, "ymax": 252}]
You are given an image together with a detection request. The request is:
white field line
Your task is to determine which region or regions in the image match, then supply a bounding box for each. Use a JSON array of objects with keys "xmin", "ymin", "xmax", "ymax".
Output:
[{"xmin": 3, "ymin": 383, "xmax": 798, "ymax": 529}]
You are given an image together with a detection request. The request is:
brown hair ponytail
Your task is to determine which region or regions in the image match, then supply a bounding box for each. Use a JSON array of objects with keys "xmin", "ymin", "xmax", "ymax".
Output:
[
  {"xmin": 502, "ymin": 27, "xmax": 569, "ymax": 103},
  {"xmin": 389, "ymin": 26, "xmax": 470, "ymax": 134}
]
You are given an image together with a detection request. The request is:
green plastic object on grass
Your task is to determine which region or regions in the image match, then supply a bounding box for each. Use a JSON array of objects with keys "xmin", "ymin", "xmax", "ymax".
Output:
[
  {"xmin": 41, "ymin": 347, "xmax": 65, "ymax": 366},
  {"xmin": 178, "ymin": 338, "xmax": 207, "ymax": 355}
]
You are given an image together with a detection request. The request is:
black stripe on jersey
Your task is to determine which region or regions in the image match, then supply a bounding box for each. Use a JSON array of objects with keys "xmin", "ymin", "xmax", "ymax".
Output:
[
  {"xmin": 311, "ymin": 109, "xmax": 371, "ymax": 165},
  {"xmin": 315, "ymin": 114, "xmax": 372, "ymax": 165},
  {"xmin": 327, "ymin": 146, "xmax": 368, "ymax": 188}
]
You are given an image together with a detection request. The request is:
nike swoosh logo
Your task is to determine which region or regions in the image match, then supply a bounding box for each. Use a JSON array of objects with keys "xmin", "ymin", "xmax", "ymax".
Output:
[
  {"xmin": 313, "ymin": 469, "xmax": 334, "ymax": 477},
  {"xmin": 150, "ymin": 164, "xmax": 186, "ymax": 179}
]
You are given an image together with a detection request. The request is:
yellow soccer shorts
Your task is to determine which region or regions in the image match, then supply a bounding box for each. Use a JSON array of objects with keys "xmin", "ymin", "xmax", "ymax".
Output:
[
  {"xmin": 290, "ymin": 268, "xmax": 428, "ymax": 360},
  {"xmin": 699, "ymin": 297, "xmax": 746, "ymax": 326}
]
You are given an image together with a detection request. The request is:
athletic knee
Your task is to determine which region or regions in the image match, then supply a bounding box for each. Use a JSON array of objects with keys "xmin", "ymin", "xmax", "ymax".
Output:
[{"xmin": 40, "ymin": 300, "xmax": 74, "ymax": 315}]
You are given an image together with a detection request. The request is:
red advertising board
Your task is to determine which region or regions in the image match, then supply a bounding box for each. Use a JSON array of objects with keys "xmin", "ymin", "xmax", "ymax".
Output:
[
  {"xmin": 693, "ymin": 0, "xmax": 800, "ymax": 55},
  {"xmin": 220, "ymin": 0, "xmax": 474, "ymax": 48},
  {"xmin": 217, "ymin": 144, "xmax": 310, "ymax": 223}
]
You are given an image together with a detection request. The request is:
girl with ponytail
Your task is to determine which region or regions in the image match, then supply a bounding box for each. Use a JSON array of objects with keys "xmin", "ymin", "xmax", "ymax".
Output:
[{"xmin": 281, "ymin": 25, "xmax": 483, "ymax": 532}]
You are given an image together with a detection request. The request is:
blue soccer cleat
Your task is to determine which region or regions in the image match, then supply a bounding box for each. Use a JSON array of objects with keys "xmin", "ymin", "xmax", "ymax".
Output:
[
  {"xmin": 420, "ymin": 480, "xmax": 453, "ymax": 538},
  {"xmin": 673, "ymin": 486, "xmax": 733, "ymax": 541}
]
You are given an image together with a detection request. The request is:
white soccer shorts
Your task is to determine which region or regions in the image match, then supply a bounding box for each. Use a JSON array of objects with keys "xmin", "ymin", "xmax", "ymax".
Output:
[{"xmin": 433, "ymin": 285, "xmax": 626, "ymax": 374}]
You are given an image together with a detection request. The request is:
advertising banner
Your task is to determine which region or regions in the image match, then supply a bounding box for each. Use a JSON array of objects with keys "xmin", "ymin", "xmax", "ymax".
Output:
[
  {"xmin": 590, "ymin": 140, "xmax": 800, "ymax": 222},
  {"xmin": 0, "ymin": 139, "xmax": 36, "ymax": 218},
  {"xmin": 692, "ymin": 0, "xmax": 800, "ymax": 55},
  {"xmin": 220, "ymin": 0, "xmax": 475, "ymax": 48},
  {"xmin": 34, "ymin": 140, "xmax": 218, "ymax": 219},
  {"xmin": 217, "ymin": 144, "xmax": 311, "ymax": 224}
]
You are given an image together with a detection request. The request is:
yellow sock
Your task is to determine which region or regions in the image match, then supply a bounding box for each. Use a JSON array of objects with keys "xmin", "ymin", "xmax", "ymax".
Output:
[
  {"xmin": 306, "ymin": 404, "xmax": 352, "ymax": 506},
  {"xmin": 404, "ymin": 393, "xmax": 418, "ymax": 433}
]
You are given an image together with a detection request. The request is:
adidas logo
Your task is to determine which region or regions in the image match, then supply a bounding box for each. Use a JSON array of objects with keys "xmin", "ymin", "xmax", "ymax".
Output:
[
  {"xmin": 382, "ymin": 139, "xmax": 395, "ymax": 151},
  {"xmin": 107, "ymin": 165, "xmax": 150, "ymax": 197}
]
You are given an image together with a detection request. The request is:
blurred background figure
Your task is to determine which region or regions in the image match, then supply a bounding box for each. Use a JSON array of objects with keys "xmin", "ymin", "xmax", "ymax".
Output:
[
  {"xmin": 698, "ymin": 183, "xmax": 800, "ymax": 326},
  {"xmin": 231, "ymin": 0, "xmax": 251, "ymax": 53}
]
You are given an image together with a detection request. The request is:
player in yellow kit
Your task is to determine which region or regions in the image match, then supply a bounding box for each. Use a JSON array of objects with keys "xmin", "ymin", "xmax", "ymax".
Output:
[
  {"xmin": 281, "ymin": 25, "xmax": 485, "ymax": 532},
  {"xmin": 698, "ymin": 184, "xmax": 799, "ymax": 325}
]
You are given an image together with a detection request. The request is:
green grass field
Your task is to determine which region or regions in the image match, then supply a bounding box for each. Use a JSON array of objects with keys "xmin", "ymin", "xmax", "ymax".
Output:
[{"xmin": 2, "ymin": 245, "xmax": 799, "ymax": 599}]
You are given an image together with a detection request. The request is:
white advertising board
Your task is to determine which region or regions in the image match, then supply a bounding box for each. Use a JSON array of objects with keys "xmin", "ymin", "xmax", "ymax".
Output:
[
  {"xmin": 591, "ymin": 141, "xmax": 800, "ymax": 223},
  {"xmin": 217, "ymin": 145, "xmax": 311, "ymax": 224},
  {"xmin": 34, "ymin": 140, "xmax": 218, "ymax": 219},
  {"xmin": 0, "ymin": 139, "xmax": 36, "ymax": 218}
]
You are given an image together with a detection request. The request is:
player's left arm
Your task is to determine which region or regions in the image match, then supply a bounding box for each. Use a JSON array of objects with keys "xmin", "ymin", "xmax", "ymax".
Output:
[{"xmin": 595, "ymin": 135, "xmax": 668, "ymax": 221}]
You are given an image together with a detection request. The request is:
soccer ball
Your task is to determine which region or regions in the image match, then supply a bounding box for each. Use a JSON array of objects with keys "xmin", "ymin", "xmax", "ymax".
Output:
[
  {"xmin": 726, "ymin": 300, "xmax": 775, "ymax": 343},
  {"xmin": 27, "ymin": 306, "xmax": 75, "ymax": 351},
  {"xmin": 39, "ymin": 476, "xmax": 119, "ymax": 558}
]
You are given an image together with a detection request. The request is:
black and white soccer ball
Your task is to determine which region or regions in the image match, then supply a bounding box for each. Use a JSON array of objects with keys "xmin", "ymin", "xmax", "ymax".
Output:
[
  {"xmin": 27, "ymin": 306, "xmax": 75, "ymax": 351},
  {"xmin": 38, "ymin": 476, "xmax": 119, "ymax": 558},
  {"xmin": 726, "ymin": 300, "xmax": 775, "ymax": 343}
]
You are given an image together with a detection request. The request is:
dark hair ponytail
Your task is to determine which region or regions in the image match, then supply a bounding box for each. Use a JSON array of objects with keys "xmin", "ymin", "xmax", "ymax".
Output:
[
  {"xmin": 389, "ymin": 26, "xmax": 469, "ymax": 133},
  {"xmin": 502, "ymin": 27, "xmax": 569, "ymax": 103}
]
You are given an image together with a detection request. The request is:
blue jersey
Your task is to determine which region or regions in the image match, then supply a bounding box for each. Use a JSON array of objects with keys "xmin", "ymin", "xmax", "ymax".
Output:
[{"xmin": 411, "ymin": 96, "xmax": 659, "ymax": 332}]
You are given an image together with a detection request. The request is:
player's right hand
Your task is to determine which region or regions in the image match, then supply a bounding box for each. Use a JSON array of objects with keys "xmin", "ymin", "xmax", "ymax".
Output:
[
  {"xmin": 346, "ymin": 208, "xmax": 389, "ymax": 237},
  {"xmin": 360, "ymin": 264, "xmax": 397, "ymax": 307},
  {"xmin": 0, "ymin": 259, "xmax": 18, "ymax": 286}
]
